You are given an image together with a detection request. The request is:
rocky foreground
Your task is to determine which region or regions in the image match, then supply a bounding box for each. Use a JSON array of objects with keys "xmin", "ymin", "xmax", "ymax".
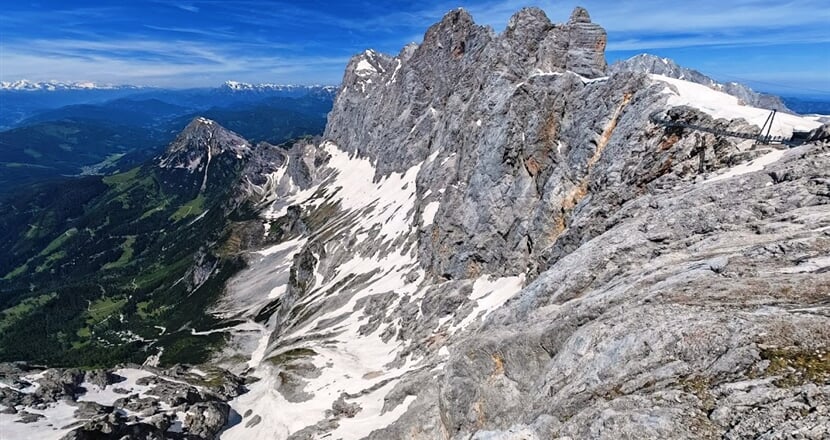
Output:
[
  {"xmin": 3, "ymin": 6, "xmax": 830, "ymax": 440},
  {"xmin": 0, "ymin": 362, "xmax": 245, "ymax": 439}
]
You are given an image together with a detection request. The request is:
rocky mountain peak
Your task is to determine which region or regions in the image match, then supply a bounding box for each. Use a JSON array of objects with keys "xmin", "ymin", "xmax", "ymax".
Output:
[
  {"xmin": 569, "ymin": 6, "xmax": 592, "ymax": 23},
  {"xmin": 326, "ymin": 5, "xmax": 609, "ymax": 179},
  {"xmin": 506, "ymin": 7, "xmax": 552, "ymax": 31},
  {"xmin": 504, "ymin": 7, "xmax": 554, "ymax": 46},
  {"xmin": 159, "ymin": 117, "xmax": 251, "ymax": 173},
  {"xmin": 436, "ymin": 8, "xmax": 476, "ymax": 30}
]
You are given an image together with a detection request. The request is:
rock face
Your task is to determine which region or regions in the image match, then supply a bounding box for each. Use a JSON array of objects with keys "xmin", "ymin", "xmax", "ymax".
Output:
[
  {"xmin": 325, "ymin": 7, "xmax": 608, "ymax": 177},
  {"xmin": 211, "ymin": 5, "xmax": 830, "ymax": 440},
  {"xmin": 610, "ymin": 53, "xmax": 791, "ymax": 112}
]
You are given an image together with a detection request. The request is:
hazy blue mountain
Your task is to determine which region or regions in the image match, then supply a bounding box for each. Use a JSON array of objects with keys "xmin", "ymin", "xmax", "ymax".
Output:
[
  {"xmin": 783, "ymin": 97, "xmax": 830, "ymax": 115},
  {"xmin": 0, "ymin": 82, "xmax": 336, "ymax": 129},
  {"xmin": 19, "ymin": 98, "xmax": 192, "ymax": 128}
]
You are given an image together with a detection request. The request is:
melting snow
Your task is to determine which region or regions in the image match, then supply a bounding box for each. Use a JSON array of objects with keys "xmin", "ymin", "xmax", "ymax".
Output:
[
  {"xmin": 328, "ymin": 385, "xmax": 417, "ymax": 439},
  {"xmin": 220, "ymin": 141, "xmax": 531, "ymax": 438},
  {"xmin": 223, "ymin": 142, "xmax": 428, "ymax": 439},
  {"xmin": 0, "ymin": 368, "xmax": 173, "ymax": 440},
  {"xmin": 0, "ymin": 400, "xmax": 79, "ymax": 440},
  {"xmin": 78, "ymin": 368, "xmax": 155, "ymax": 406}
]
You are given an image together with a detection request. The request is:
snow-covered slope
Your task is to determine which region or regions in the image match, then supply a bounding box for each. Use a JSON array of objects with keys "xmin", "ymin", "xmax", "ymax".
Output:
[
  {"xmin": 612, "ymin": 54, "xmax": 790, "ymax": 112},
  {"xmin": 217, "ymin": 141, "xmax": 526, "ymax": 438},
  {"xmin": 652, "ymin": 74, "xmax": 821, "ymax": 137}
]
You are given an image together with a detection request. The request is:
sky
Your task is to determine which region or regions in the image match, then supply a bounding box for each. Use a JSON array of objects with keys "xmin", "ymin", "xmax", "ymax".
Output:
[{"xmin": 1, "ymin": 0, "xmax": 828, "ymax": 96}]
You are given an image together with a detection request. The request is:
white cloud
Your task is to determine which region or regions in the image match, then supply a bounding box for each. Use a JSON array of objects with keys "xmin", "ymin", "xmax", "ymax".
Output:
[
  {"xmin": 1, "ymin": 0, "xmax": 826, "ymax": 89},
  {"xmin": 0, "ymin": 37, "xmax": 350, "ymax": 87}
]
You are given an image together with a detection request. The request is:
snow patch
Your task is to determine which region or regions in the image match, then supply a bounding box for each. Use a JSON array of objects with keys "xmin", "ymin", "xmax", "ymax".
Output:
[
  {"xmin": 0, "ymin": 400, "xmax": 79, "ymax": 440},
  {"xmin": 422, "ymin": 201, "xmax": 440, "ymax": 227},
  {"xmin": 355, "ymin": 59, "xmax": 377, "ymax": 76},
  {"xmin": 78, "ymin": 368, "xmax": 155, "ymax": 406},
  {"xmin": 704, "ymin": 148, "xmax": 789, "ymax": 183},
  {"xmin": 451, "ymin": 274, "xmax": 526, "ymax": 333}
]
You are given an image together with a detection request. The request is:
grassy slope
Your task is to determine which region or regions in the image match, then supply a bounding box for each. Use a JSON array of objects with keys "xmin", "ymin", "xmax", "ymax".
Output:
[{"xmin": 0, "ymin": 156, "xmax": 249, "ymax": 368}]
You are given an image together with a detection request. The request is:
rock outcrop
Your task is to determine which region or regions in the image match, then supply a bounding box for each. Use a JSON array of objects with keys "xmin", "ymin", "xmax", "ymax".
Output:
[{"xmin": 0, "ymin": 363, "xmax": 243, "ymax": 440}]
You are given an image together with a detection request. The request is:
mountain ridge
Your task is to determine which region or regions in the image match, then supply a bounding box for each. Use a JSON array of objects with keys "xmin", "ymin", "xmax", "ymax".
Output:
[
  {"xmin": 610, "ymin": 53, "xmax": 791, "ymax": 112},
  {"xmin": 0, "ymin": 79, "xmax": 144, "ymax": 92},
  {"xmin": 0, "ymin": 79, "xmax": 338, "ymax": 93}
]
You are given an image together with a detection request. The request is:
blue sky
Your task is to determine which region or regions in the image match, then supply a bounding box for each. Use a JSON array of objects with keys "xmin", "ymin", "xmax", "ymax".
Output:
[{"xmin": 1, "ymin": 0, "xmax": 828, "ymax": 96}]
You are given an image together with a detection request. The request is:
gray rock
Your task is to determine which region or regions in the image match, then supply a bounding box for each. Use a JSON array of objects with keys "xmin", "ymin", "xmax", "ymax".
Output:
[
  {"xmin": 83, "ymin": 370, "xmax": 123, "ymax": 388},
  {"xmin": 245, "ymin": 414, "xmax": 262, "ymax": 428},
  {"xmin": 183, "ymin": 401, "xmax": 229, "ymax": 438},
  {"xmin": 249, "ymin": 5, "xmax": 830, "ymax": 439},
  {"xmin": 34, "ymin": 369, "xmax": 84, "ymax": 403},
  {"xmin": 72, "ymin": 401, "xmax": 112, "ymax": 419},
  {"xmin": 15, "ymin": 410, "xmax": 45, "ymax": 423},
  {"xmin": 61, "ymin": 421, "xmax": 166, "ymax": 440},
  {"xmin": 143, "ymin": 380, "xmax": 202, "ymax": 407},
  {"xmin": 329, "ymin": 394, "xmax": 362, "ymax": 418}
]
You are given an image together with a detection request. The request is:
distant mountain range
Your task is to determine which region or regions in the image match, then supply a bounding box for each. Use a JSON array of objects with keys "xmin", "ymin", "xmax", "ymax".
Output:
[
  {"xmin": 1, "ymin": 79, "xmax": 336, "ymax": 94},
  {"xmin": 220, "ymin": 80, "xmax": 337, "ymax": 95},
  {"xmin": 0, "ymin": 83, "xmax": 335, "ymax": 196},
  {"xmin": 0, "ymin": 81, "xmax": 337, "ymax": 129},
  {"xmin": 0, "ymin": 79, "xmax": 143, "ymax": 92}
]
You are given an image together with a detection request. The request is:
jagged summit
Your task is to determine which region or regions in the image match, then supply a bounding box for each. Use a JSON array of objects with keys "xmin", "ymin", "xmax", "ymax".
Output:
[
  {"xmin": 569, "ymin": 6, "xmax": 592, "ymax": 23},
  {"xmin": 327, "ymin": 5, "xmax": 609, "ymax": 178},
  {"xmin": 159, "ymin": 117, "xmax": 251, "ymax": 173},
  {"xmin": 341, "ymin": 5, "xmax": 606, "ymax": 91}
]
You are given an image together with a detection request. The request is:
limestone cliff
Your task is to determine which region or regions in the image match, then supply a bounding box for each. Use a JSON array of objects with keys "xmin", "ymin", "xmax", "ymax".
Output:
[{"xmin": 219, "ymin": 6, "xmax": 829, "ymax": 439}]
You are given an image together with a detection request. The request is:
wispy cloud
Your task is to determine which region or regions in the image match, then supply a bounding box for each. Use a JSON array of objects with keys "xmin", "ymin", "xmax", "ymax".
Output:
[
  {"xmin": 1, "ymin": 32, "xmax": 349, "ymax": 87},
  {"xmin": 168, "ymin": 2, "xmax": 200, "ymax": 13},
  {"xmin": 0, "ymin": 0, "xmax": 826, "ymax": 92}
]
